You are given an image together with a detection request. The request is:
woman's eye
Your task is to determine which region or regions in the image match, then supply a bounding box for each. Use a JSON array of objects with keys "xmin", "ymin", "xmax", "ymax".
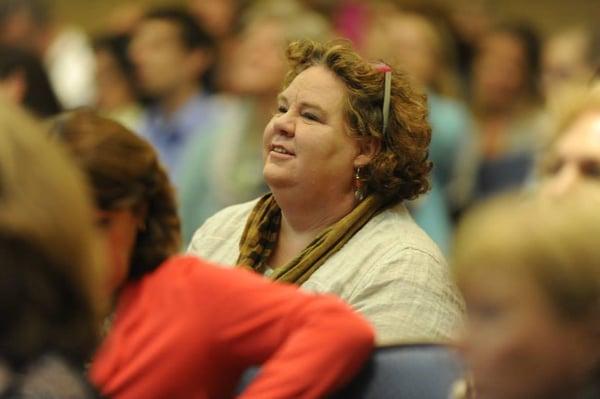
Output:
[
  {"xmin": 580, "ymin": 160, "xmax": 600, "ymax": 178},
  {"xmin": 543, "ymin": 158, "xmax": 563, "ymax": 177},
  {"xmin": 276, "ymin": 105, "xmax": 288, "ymax": 114},
  {"xmin": 302, "ymin": 112, "xmax": 320, "ymax": 122}
]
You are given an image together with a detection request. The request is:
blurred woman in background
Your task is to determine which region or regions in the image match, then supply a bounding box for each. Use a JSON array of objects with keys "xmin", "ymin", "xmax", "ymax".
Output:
[
  {"xmin": 93, "ymin": 33, "xmax": 143, "ymax": 130},
  {"xmin": 0, "ymin": 45, "xmax": 62, "ymax": 118},
  {"xmin": 51, "ymin": 110, "xmax": 374, "ymax": 399},
  {"xmin": 179, "ymin": 0, "xmax": 331, "ymax": 244},
  {"xmin": 538, "ymin": 83, "xmax": 600, "ymax": 197},
  {"xmin": 460, "ymin": 23, "xmax": 543, "ymax": 204},
  {"xmin": 453, "ymin": 190, "xmax": 600, "ymax": 399},
  {"xmin": 0, "ymin": 102, "xmax": 103, "ymax": 398}
]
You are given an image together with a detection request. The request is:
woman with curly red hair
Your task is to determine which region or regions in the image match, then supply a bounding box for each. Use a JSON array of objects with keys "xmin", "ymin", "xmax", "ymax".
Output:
[{"xmin": 189, "ymin": 39, "xmax": 464, "ymax": 344}]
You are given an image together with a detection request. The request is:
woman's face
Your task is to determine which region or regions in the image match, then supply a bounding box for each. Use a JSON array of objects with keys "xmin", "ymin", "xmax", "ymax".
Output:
[
  {"xmin": 472, "ymin": 32, "xmax": 528, "ymax": 111},
  {"xmin": 365, "ymin": 12, "xmax": 437, "ymax": 89},
  {"xmin": 95, "ymin": 207, "xmax": 140, "ymax": 293},
  {"xmin": 95, "ymin": 49, "xmax": 133, "ymax": 111},
  {"xmin": 459, "ymin": 267, "xmax": 597, "ymax": 399},
  {"xmin": 542, "ymin": 111, "xmax": 600, "ymax": 197},
  {"xmin": 262, "ymin": 66, "xmax": 361, "ymax": 197},
  {"xmin": 229, "ymin": 20, "xmax": 287, "ymax": 96}
]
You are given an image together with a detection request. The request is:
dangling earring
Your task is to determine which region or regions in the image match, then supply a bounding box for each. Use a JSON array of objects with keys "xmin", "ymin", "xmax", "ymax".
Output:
[
  {"xmin": 138, "ymin": 219, "xmax": 147, "ymax": 232},
  {"xmin": 354, "ymin": 167, "xmax": 366, "ymax": 202}
]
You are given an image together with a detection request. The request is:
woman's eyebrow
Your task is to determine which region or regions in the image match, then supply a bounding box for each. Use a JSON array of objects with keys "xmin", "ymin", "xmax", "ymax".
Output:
[{"xmin": 299, "ymin": 101, "xmax": 326, "ymax": 115}]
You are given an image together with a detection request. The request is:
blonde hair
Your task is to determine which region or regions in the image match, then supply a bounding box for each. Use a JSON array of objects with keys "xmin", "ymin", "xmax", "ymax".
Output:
[
  {"xmin": 240, "ymin": 0, "xmax": 331, "ymax": 43},
  {"xmin": 537, "ymin": 83, "xmax": 600, "ymax": 176},
  {"xmin": 453, "ymin": 187, "xmax": 600, "ymax": 321},
  {"xmin": 0, "ymin": 102, "xmax": 104, "ymax": 366}
]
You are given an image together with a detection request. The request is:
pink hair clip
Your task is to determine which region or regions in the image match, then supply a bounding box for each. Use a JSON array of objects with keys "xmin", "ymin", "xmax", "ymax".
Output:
[{"xmin": 375, "ymin": 63, "xmax": 392, "ymax": 134}]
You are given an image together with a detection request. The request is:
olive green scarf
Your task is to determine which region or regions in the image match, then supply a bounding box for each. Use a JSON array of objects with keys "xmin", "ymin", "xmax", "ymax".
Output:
[{"xmin": 236, "ymin": 193, "xmax": 384, "ymax": 285}]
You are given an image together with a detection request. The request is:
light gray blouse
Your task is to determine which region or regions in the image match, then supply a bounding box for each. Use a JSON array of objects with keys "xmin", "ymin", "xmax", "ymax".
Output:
[{"xmin": 188, "ymin": 199, "xmax": 464, "ymax": 345}]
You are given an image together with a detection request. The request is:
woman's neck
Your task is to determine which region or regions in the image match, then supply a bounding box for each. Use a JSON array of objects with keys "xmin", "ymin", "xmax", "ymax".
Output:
[{"xmin": 268, "ymin": 189, "xmax": 355, "ymax": 268}]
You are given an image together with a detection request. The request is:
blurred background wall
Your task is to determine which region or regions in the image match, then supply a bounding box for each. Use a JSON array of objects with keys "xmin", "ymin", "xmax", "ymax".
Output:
[{"xmin": 54, "ymin": 0, "xmax": 599, "ymax": 36}]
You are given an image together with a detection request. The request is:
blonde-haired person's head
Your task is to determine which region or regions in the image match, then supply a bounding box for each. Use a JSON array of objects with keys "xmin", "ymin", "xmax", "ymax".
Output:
[
  {"xmin": 538, "ymin": 82, "xmax": 600, "ymax": 197},
  {"xmin": 226, "ymin": 0, "xmax": 332, "ymax": 96},
  {"xmin": 453, "ymin": 187, "xmax": 600, "ymax": 399},
  {"xmin": 0, "ymin": 102, "xmax": 105, "ymax": 368}
]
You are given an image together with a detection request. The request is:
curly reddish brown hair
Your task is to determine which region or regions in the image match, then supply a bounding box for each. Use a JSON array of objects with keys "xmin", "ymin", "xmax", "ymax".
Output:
[
  {"xmin": 50, "ymin": 109, "xmax": 181, "ymax": 280},
  {"xmin": 284, "ymin": 39, "xmax": 432, "ymax": 203}
]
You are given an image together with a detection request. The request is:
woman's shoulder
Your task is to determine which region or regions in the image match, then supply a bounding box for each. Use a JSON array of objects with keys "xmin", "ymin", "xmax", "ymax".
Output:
[
  {"xmin": 197, "ymin": 198, "xmax": 258, "ymax": 235},
  {"xmin": 187, "ymin": 198, "xmax": 259, "ymax": 263},
  {"xmin": 361, "ymin": 202, "xmax": 445, "ymax": 261}
]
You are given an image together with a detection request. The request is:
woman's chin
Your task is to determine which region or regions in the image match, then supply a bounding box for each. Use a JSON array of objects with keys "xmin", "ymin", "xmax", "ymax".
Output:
[{"xmin": 263, "ymin": 168, "xmax": 296, "ymax": 191}]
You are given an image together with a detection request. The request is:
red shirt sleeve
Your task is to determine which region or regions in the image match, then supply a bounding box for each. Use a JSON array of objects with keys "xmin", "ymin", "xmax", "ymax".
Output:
[{"xmin": 91, "ymin": 255, "xmax": 374, "ymax": 399}]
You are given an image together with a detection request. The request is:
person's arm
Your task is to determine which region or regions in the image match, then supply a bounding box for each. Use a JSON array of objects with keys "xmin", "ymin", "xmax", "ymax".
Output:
[{"xmin": 193, "ymin": 257, "xmax": 374, "ymax": 399}]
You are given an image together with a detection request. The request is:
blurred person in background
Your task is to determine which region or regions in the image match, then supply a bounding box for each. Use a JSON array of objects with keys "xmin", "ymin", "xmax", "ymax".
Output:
[
  {"xmin": 189, "ymin": 39, "xmax": 464, "ymax": 345},
  {"xmin": 103, "ymin": 2, "xmax": 145, "ymax": 36},
  {"xmin": 364, "ymin": 2, "xmax": 474, "ymax": 251},
  {"xmin": 0, "ymin": 0, "xmax": 96, "ymax": 108},
  {"xmin": 51, "ymin": 110, "xmax": 374, "ymax": 399},
  {"xmin": 453, "ymin": 190, "xmax": 600, "ymax": 399},
  {"xmin": 93, "ymin": 34, "xmax": 143, "ymax": 131},
  {"xmin": 0, "ymin": 45, "xmax": 62, "ymax": 119},
  {"xmin": 447, "ymin": 0, "xmax": 492, "ymax": 91},
  {"xmin": 130, "ymin": 7, "xmax": 229, "ymax": 186},
  {"xmin": 457, "ymin": 23, "xmax": 543, "ymax": 206},
  {"xmin": 538, "ymin": 83, "xmax": 600, "ymax": 198},
  {"xmin": 186, "ymin": 0, "xmax": 247, "ymax": 93},
  {"xmin": 541, "ymin": 26, "xmax": 600, "ymax": 105},
  {"xmin": 187, "ymin": 0, "xmax": 242, "ymax": 42},
  {"xmin": 0, "ymin": 102, "xmax": 104, "ymax": 398},
  {"xmin": 179, "ymin": 0, "xmax": 332, "ymax": 244}
]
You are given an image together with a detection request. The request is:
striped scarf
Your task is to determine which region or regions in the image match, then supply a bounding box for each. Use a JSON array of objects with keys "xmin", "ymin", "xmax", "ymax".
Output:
[{"xmin": 236, "ymin": 193, "xmax": 384, "ymax": 285}]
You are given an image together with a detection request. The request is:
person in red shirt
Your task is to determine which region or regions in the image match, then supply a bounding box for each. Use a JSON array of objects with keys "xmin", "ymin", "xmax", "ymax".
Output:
[{"xmin": 49, "ymin": 109, "xmax": 374, "ymax": 399}]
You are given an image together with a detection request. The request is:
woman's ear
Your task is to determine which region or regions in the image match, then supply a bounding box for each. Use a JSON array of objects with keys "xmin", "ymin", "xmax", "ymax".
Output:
[
  {"xmin": 354, "ymin": 137, "xmax": 381, "ymax": 168},
  {"xmin": 133, "ymin": 202, "xmax": 149, "ymax": 232}
]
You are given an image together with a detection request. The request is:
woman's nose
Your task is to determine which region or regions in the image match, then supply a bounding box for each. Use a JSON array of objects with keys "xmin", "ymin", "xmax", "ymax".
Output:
[{"xmin": 272, "ymin": 112, "xmax": 295, "ymax": 137}]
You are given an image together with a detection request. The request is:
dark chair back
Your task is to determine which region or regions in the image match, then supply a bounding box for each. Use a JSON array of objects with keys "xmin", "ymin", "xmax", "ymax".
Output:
[
  {"xmin": 237, "ymin": 343, "xmax": 464, "ymax": 398},
  {"xmin": 331, "ymin": 343, "xmax": 464, "ymax": 398}
]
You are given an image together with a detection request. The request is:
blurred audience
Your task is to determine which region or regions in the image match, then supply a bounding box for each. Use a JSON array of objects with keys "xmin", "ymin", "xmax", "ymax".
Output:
[
  {"xmin": 130, "ymin": 7, "xmax": 229, "ymax": 186},
  {"xmin": 0, "ymin": 0, "xmax": 96, "ymax": 108},
  {"xmin": 179, "ymin": 0, "xmax": 332, "ymax": 244},
  {"xmin": 50, "ymin": 110, "xmax": 374, "ymax": 399},
  {"xmin": 0, "ymin": 45, "xmax": 62, "ymax": 118},
  {"xmin": 187, "ymin": 0, "xmax": 242, "ymax": 41},
  {"xmin": 93, "ymin": 34, "xmax": 143, "ymax": 131},
  {"xmin": 541, "ymin": 26, "xmax": 600, "ymax": 105},
  {"xmin": 103, "ymin": 2, "xmax": 145, "ymax": 36},
  {"xmin": 453, "ymin": 190, "xmax": 600, "ymax": 399},
  {"xmin": 456, "ymin": 23, "xmax": 543, "ymax": 206},
  {"xmin": 0, "ymin": 102, "xmax": 104, "ymax": 397}
]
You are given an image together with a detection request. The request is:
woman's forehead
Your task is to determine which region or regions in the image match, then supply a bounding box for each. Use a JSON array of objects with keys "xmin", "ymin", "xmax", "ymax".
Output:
[
  {"xmin": 557, "ymin": 111, "xmax": 600, "ymax": 156},
  {"xmin": 280, "ymin": 66, "xmax": 346, "ymax": 107}
]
